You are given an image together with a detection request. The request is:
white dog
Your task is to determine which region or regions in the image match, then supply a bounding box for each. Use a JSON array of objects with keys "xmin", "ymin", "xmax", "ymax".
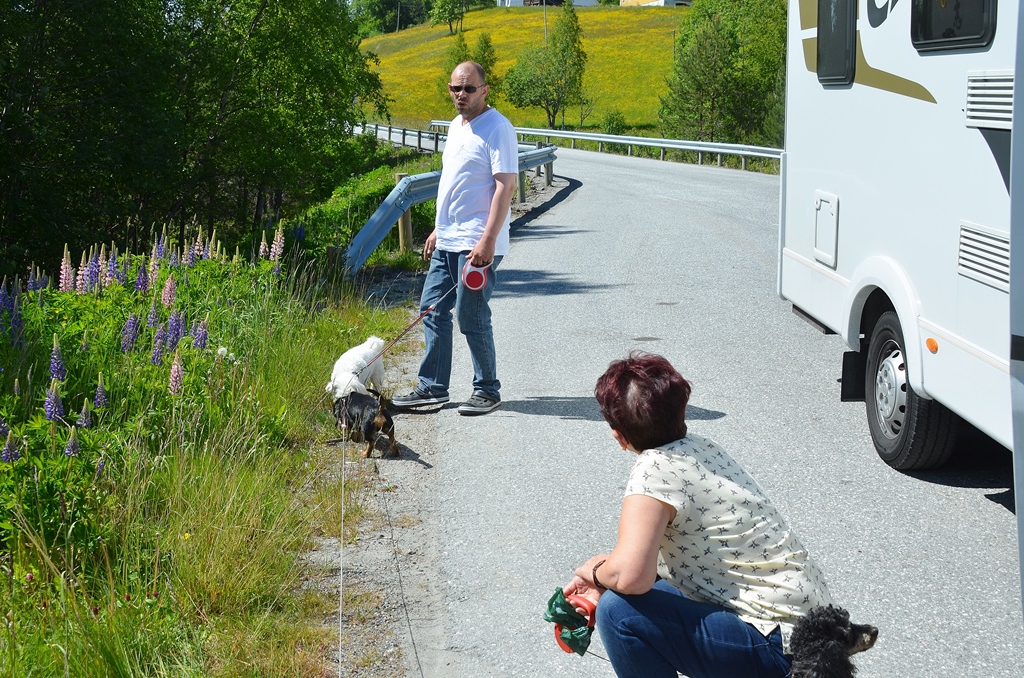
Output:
[{"xmin": 326, "ymin": 335, "xmax": 386, "ymax": 400}]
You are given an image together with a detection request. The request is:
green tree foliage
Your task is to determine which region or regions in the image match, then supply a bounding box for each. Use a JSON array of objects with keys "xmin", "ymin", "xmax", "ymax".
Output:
[
  {"xmin": 660, "ymin": 0, "xmax": 786, "ymax": 145},
  {"xmin": 504, "ymin": 0, "xmax": 587, "ymax": 129},
  {"xmin": 660, "ymin": 14, "xmax": 737, "ymax": 142},
  {"xmin": 351, "ymin": 0, "xmax": 427, "ymax": 38},
  {"xmin": 472, "ymin": 33, "xmax": 502, "ymax": 99},
  {"xmin": 431, "ymin": 0, "xmax": 466, "ymax": 34},
  {"xmin": 0, "ymin": 0, "xmax": 388, "ymax": 279}
]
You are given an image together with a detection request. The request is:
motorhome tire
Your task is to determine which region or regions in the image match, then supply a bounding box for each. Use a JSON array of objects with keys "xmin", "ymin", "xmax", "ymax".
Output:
[{"xmin": 864, "ymin": 311, "xmax": 959, "ymax": 470}]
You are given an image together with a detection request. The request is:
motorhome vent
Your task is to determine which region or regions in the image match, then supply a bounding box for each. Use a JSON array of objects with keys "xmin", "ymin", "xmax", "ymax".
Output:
[
  {"xmin": 958, "ymin": 222, "xmax": 1009, "ymax": 292},
  {"xmin": 965, "ymin": 71, "xmax": 1013, "ymax": 130}
]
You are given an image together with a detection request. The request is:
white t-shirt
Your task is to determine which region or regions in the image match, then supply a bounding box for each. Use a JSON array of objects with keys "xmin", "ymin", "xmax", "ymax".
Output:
[
  {"xmin": 435, "ymin": 107, "xmax": 519, "ymax": 255},
  {"xmin": 624, "ymin": 433, "xmax": 834, "ymax": 650}
]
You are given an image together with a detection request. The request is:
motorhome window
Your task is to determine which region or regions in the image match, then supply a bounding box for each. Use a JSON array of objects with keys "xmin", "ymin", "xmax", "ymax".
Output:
[
  {"xmin": 911, "ymin": 0, "xmax": 996, "ymax": 52},
  {"xmin": 817, "ymin": 0, "xmax": 856, "ymax": 85}
]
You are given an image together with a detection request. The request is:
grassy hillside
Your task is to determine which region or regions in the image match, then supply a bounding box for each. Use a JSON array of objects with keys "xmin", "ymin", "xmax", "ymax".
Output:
[{"xmin": 361, "ymin": 6, "xmax": 687, "ymax": 129}]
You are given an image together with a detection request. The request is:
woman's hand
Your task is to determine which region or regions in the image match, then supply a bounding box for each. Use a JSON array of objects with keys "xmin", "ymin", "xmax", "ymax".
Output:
[{"xmin": 563, "ymin": 553, "xmax": 610, "ymax": 615}]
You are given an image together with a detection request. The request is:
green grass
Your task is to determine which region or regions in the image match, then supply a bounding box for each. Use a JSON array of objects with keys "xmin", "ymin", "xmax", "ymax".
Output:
[
  {"xmin": 362, "ymin": 6, "xmax": 688, "ymax": 128},
  {"xmin": 0, "ymin": 245, "xmax": 413, "ymax": 675}
]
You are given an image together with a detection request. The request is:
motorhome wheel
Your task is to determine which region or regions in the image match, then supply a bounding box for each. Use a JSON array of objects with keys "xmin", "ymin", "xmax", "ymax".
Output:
[{"xmin": 864, "ymin": 311, "xmax": 959, "ymax": 470}]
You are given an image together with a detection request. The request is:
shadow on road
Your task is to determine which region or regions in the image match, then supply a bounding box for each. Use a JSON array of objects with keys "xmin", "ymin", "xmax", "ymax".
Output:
[
  {"xmin": 510, "ymin": 175, "xmax": 583, "ymax": 234},
  {"xmin": 906, "ymin": 423, "xmax": 1014, "ymax": 513},
  {"xmin": 501, "ymin": 396, "xmax": 604, "ymax": 421},
  {"xmin": 493, "ymin": 268, "xmax": 620, "ymax": 298},
  {"xmin": 500, "ymin": 398, "xmax": 728, "ymax": 424}
]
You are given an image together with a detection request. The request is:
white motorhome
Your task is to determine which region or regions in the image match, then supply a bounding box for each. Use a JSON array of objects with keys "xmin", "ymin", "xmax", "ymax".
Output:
[{"xmin": 779, "ymin": 0, "xmax": 1015, "ymax": 470}]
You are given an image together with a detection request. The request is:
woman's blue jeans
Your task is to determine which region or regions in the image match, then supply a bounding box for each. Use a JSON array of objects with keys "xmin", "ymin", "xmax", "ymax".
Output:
[
  {"xmin": 596, "ymin": 580, "xmax": 791, "ymax": 678},
  {"xmin": 416, "ymin": 249, "xmax": 502, "ymax": 399}
]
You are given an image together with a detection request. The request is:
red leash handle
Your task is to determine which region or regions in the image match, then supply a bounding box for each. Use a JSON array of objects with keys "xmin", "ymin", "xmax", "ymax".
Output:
[{"xmin": 554, "ymin": 594, "xmax": 597, "ymax": 654}]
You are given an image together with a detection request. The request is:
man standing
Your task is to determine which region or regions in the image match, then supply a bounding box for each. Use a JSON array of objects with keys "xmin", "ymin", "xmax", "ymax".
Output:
[{"xmin": 392, "ymin": 61, "xmax": 518, "ymax": 416}]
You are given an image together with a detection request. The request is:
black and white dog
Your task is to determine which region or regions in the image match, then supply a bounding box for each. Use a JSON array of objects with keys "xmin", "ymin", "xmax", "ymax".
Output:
[
  {"xmin": 326, "ymin": 336, "xmax": 398, "ymax": 458},
  {"xmin": 790, "ymin": 605, "xmax": 878, "ymax": 678}
]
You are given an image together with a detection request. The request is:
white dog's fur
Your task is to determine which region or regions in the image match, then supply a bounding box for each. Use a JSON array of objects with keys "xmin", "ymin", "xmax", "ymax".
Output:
[{"xmin": 326, "ymin": 335, "xmax": 386, "ymax": 399}]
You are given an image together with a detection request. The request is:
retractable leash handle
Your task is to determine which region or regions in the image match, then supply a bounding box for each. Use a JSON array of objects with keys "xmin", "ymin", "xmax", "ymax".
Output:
[
  {"xmin": 554, "ymin": 594, "xmax": 597, "ymax": 654},
  {"xmin": 461, "ymin": 260, "xmax": 491, "ymax": 292}
]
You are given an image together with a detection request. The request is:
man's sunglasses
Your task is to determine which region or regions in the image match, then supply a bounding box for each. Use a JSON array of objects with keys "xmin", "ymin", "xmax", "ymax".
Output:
[{"xmin": 448, "ymin": 84, "xmax": 485, "ymax": 94}]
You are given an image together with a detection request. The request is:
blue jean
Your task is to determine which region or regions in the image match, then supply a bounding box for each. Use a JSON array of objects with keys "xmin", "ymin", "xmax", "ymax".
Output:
[
  {"xmin": 596, "ymin": 580, "xmax": 791, "ymax": 678},
  {"xmin": 416, "ymin": 249, "xmax": 502, "ymax": 399}
]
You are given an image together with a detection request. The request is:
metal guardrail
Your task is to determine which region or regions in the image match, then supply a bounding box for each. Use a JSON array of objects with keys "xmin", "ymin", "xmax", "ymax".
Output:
[
  {"xmin": 344, "ymin": 142, "xmax": 557, "ymax": 274},
  {"xmin": 429, "ymin": 120, "xmax": 782, "ymax": 169}
]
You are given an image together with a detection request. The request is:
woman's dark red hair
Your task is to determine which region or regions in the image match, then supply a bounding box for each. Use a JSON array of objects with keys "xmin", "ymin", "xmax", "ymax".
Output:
[{"xmin": 595, "ymin": 352, "xmax": 691, "ymax": 451}]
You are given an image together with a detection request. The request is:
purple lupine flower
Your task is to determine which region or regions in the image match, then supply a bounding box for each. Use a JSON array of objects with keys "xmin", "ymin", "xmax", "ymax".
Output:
[
  {"xmin": 167, "ymin": 310, "xmax": 183, "ymax": 351},
  {"xmin": 117, "ymin": 255, "xmax": 129, "ymax": 284},
  {"xmin": 147, "ymin": 295, "xmax": 159, "ymax": 328},
  {"xmin": 273, "ymin": 260, "xmax": 281, "ymax": 276},
  {"xmin": 59, "ymin": 247, "xmax": 74, "ymax": 292},
  {"xmin": 2, "ymin": 432, "xmax": 18, "ymax": 463},
  {"xmin": 75, "ymin": 252, "xmax": 88, "ymax": 293},
  {"xmin": 191, "ymin": 319, "xmax": 208, "ymax": 349},
  {"xmin": 86, "ymin": 250, "xmax": 101, "ymax": 293},
  {"xmin": 135, "ymin": 257, "xmax": 149, "ymax": 293},
  {"xmin": 121, "ymin": 313, "xmax": 140, "ymax": 352},
  {"xmin": 94, "ymin": 373, "xmax": 108, "ymax": 409},
  {"xmin": 202, "ymin": 240, "xmax": 210, "ymax": 260},
  {"xmin": 26, "ymin": 267, "xmax": 37, "ymax": 291},
  {"xmin": 50, "ymin": 334, "xmax": 67, "ymax": 381},
  {"xmin": 0, "ymin": 414, "xmax": 8, "ymax": 438},
  {"xmin": 185, "ymin": 245, "xmax": 196, "ymax": 267},
  {"xmin": 64, "ymin": 427, "xmax": 80, "ymax": 457},
  {"xmin": 106, "ymin": 249, "xmax": 118, "ymax": 286},
  {"xmin": 76, "ymin": 399, "xmax": 91, "ymax": 428},
  {"xmin": 151, "ymin": 323, "xmax": 167, "ymax": 365},
  {"xmin": 270, "ymin": 226, "xmax": 284, "ymax": 261},
  {"xmin": 258, "ymin": 233, "xmax": 269, "ymax": 259},
  {"xmin": 169, "ymin": 353, "xmax": 184, "ymax": 395},
  {"xmin": 161, "ymin": 275, "xmax": 176, "ymax": 308},
  {"xmin": 95, "ymin": 457, "xmax": 105, "ymax": 479},
  {"xmin": 80, "ymin": 330, "xmax": 89, "ymax": 353},
  {"xmin": 169, "ymin": 248, "xmax": 179, "ymax": 268},
  {"xmin": 157, "ymin": 232, "xmax": 167, "ymax": 259},
  {"xmin": 44, "ymin": 380, "xmax": 64, "ymax": 421}
]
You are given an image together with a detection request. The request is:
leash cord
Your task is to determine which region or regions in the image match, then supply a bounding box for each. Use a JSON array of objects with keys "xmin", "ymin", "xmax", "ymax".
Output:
[{"xmin": 363, "ymin": 279, "xmax": 459, "ymax": 370}]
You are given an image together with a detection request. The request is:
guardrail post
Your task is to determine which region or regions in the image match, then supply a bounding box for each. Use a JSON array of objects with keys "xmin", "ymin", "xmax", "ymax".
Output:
[
  {"xmin": 717, "ymin": 153, "xmax": 722, "ymax": 167},
  {"xmin": 545, "ymin": 159, "xmax": 553, "ymax": 186},
  {"xmin": 417, "ymin": 129, "xmax": 422, "ymax": 151},
  {"xmin": 535, "ymin": 142, "xmax": 543, "ymax": 178},
  {"xmin": 517, "ymin": 171, "xmax": 527, "ymax": 204},
  {"xmin": 697, "ymin": 151, "xmax": 703, "ymax": 165},
  {"xmin": 742, "ymin": 156, "xmax": 748, "ymax": 171},
  {"xmin": 395, "ymin": 173, "xmax": 413, "ymax": 252},
  {"xmin": 599, "ymin": 141, "xmax": 604, "ymax": 153},
  {"xmin": 660, "ymin": 147, "xmax": 665, "ymax": 161},
  {"xmin": 571, "ymin": 139, "xmax": 576, "ymax": 149},
  {"xmin": 434, "ymin": 131, "xmax": 439, "ymax": 153},
  {"xmin": 628, "ymin": 144, "xmax": 632, "ymax": 157},
  {"xmin": 401, "ymin": 128, "xmax": 407, "ymax": 147}
]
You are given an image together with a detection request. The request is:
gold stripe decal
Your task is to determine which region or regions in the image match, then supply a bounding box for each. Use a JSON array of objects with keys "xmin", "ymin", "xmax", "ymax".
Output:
[
  {"xmin": 853, "ymin": 33, "xmax": 936, "ymax": 103},
  {"xmin": 801, "ymin": 33, "xmax": 936, "ymax": 104}
]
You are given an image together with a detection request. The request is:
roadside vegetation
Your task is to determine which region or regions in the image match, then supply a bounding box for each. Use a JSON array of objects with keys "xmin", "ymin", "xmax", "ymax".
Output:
[{"xmin": 0, "ymin": 236, "xmax": 411, "ymax": 675}]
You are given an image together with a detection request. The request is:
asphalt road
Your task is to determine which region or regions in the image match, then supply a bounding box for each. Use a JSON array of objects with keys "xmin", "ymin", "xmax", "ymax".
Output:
[{"xmin": 396, "ymin": 147, "xmax": 1024, "ymax": 677}]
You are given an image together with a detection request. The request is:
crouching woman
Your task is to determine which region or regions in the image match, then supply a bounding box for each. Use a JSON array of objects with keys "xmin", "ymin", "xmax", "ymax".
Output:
[{"xmin": 564, "ymin": 352, "xmax": 833, "ymax": 678}]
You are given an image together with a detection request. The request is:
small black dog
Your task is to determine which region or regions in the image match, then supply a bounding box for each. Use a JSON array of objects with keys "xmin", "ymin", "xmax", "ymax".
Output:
[
  {"xmin": 790, "ymin": 605, "xmax": 878, "ymax": 678},
  {"xmin": 333, "ymin": 390, "xmax": 398, "ymax": 458}
]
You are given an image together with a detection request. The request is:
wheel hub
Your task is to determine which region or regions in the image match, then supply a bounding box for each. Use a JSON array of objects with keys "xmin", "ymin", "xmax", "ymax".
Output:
[{"xmin": 874, "ymin": 346, "xmax": 907, "ymax": 439}]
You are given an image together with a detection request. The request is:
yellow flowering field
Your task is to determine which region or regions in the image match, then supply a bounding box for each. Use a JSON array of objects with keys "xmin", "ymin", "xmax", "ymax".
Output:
[{"xmin": 362, "ymin": 6, "xmax": 688, "ymax": 129}]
